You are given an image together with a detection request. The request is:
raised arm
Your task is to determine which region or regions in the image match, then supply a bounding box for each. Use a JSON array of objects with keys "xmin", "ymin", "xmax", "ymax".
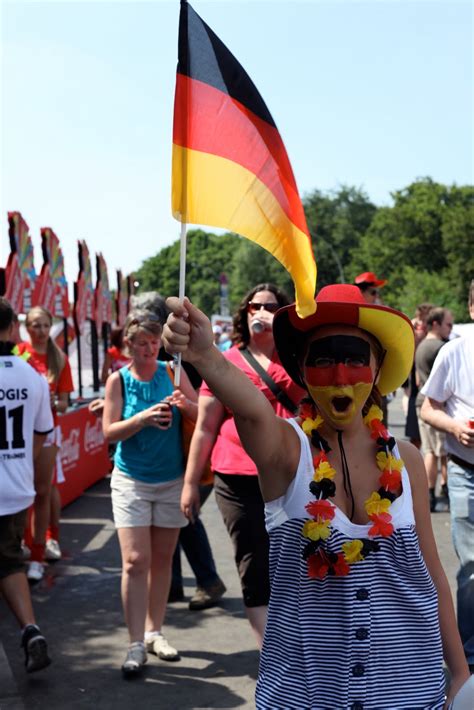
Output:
[
  {"xmin": 398, "ymin": 440, "xmax": 470, "ymax": 702},
  {"xmin": 163, "ymin": 297, "xmax": 300, "ymax": 499}
]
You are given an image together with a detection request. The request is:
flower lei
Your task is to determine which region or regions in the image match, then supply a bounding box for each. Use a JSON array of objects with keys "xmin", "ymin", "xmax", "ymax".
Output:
[{"xmin": 300, "ymin": 401, "xmax": 404, "ymax": 580}]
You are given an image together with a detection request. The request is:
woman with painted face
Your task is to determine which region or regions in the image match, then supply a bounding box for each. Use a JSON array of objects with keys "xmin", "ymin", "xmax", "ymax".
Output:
[
  {"xmin": 180, "ymin": 283, "xmax": 306, "ymax": 645},
  {"xmin": 163, "ymin": 285, "xmax": 469, "ymax": 709},
  {"xmin": 102, "ymin": 310, "xmax": 198, "ymax": 676}
]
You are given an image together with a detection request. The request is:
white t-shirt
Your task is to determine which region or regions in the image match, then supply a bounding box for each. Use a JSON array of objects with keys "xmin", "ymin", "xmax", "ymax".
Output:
[
  {"xmin": 0, "ymin": 354, "xmax": 54, "ymax": 515},
  {"xmin": 421, "ymin": 333, "xmax": 474, "ymax": 464}
]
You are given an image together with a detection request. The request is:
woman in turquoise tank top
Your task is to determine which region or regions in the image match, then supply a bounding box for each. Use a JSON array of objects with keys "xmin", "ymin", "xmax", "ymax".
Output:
[{"xmin": 102, "ymin": 310, "xmax": 197, "ymax": 677}]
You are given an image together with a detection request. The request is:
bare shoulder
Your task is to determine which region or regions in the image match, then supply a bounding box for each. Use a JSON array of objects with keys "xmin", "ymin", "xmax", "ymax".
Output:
[
  {"xmin": 397, "ymin": 439, "xmax": 427, "ymax": 494},
  {"xmin": 105, "ymin": 371, "xmax": 121, "ymax": 397},
  {"xmin": 260, "ymin": 416, "xmax": 301, "ymax": 501}
]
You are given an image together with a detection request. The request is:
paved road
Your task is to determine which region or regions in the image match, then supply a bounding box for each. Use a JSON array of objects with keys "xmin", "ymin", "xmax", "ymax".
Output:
[{"xmin": 0, "ymin": 393, "xmax": 458, "ymax": 709}]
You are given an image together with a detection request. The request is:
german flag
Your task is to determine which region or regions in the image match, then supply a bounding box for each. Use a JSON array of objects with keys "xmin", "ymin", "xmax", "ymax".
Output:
[{"xmin": 172, "ymin": 1, "xmax": 316, "ymax": 317}]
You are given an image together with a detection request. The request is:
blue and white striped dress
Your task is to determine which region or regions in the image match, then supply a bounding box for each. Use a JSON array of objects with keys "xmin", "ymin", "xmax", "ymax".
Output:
[{"xmin": 256, "ymin": 419, "xmax": 446, "ymax": 710}]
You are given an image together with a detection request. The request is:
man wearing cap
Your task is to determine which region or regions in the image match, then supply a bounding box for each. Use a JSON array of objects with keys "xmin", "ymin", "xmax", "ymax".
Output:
[
  {"xmin": 163, "ymin": 284, "xmax": 468, "ymax": 709},
  {"xmin": 421, "ymin": 282, "xmax": 474, "ymax": 672},
  {"xmin": 354, "ymin": 271, "xmax": 387, "ymax": 304}
]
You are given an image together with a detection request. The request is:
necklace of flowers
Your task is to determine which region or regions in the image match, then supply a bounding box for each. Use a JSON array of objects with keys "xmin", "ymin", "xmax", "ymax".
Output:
[{"xmin": 299, "ymin": 401, "xmax": 404, "ymax": 579}]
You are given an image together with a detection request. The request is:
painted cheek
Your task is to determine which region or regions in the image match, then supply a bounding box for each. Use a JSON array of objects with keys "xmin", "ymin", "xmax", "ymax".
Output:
[{"xmin": 305, "ymin": 364, "xmax": 373, "ymax": 387}]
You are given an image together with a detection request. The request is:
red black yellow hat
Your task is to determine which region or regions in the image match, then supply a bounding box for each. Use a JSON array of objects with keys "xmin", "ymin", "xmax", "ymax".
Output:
[
  {"xmin": 273, "ymin": 284, "xmax": 414, "ymax": 396},
  {"xmin": 354, "ymin": 271, "xmax": 387, "ymax": 288}
]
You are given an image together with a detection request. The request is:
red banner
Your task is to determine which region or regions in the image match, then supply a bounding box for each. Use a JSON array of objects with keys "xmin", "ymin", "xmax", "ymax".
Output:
[
  {"xmin": 73, "ymin": 240, "xmax": 94, "ymax": 334},
  {"xmin": 58, "ymin": 405, "xmax": 110, "ymax": 507},
  {"xmin": 33, "ymin": 227, "xmax": 69, "ymax": 317},
  {"xmin": 116, "ymin": 269, "xmax": 128, "ymax": 327},
  {"xmin": 94, "ymin": 253, "xmax": 113, "ymax": 333},
  {"xmin": 3, "ymin": 212, "xmax": 36, "ymax": 313}
]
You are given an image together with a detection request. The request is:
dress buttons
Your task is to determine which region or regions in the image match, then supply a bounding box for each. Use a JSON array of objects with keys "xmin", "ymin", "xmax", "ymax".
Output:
[
  {"xmin": 355, "ymin": 627, "xmax": 368, "ymax": 640},
  {"xmin": 351, "ymin": 703, "xmax": 364, "ymax": 710},
  {"xmin": 352, "ymin": 663, "xmax": 365, "ymax": 677},
  {"xmin": 356, "ymin": 588, "xmax": 369, "ymax": 601}
]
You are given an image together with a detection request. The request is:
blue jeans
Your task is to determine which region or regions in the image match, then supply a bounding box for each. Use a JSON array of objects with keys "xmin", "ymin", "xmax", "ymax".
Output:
[
  {"xmin": 171, "ymin": 484, "xmax": 219, "ymax": 590},
  {"xmin": 448, "ymin": 459, "xmax": 474, "ymax": 664}
]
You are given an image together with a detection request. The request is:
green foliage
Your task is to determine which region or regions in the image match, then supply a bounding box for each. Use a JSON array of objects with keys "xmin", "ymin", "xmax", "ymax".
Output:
[
  {"xmin": 135, "ymin": 180, "xmax": 473, "ymax": 322},
  {"xmin": 304, "ymin": 185, "xmax": 377, "ymax": 288},
  {"xmin": 135, "ymin": 229, "xmax": 241, "ymax": 316}
]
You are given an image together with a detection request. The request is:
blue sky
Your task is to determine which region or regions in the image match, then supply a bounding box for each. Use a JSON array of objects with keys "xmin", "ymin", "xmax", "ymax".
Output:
[{"xmin": 1, "ymin": 0, "xmax": 472, "ymax": 295}]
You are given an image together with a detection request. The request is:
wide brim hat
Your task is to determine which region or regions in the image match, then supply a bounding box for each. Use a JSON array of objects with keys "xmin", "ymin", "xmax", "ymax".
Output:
[
  {"xmin": 354, "ymin": 271, "xmax": 387, "ymax": 288},
  {"xmin": 273, "ymin": 284, "xmax": 414, "ymax": 396}
]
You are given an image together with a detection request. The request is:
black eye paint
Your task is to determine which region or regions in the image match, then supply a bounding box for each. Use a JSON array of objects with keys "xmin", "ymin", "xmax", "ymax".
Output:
[{"xmin": 305, "ymin": 336, "xmax": 371, "ymax": 367}]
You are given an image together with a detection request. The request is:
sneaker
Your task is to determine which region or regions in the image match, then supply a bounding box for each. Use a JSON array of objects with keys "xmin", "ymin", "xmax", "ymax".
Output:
[
  {"xmin": 27, "ymin": 561, "xmax": 44, "ymax": 582},
  {"xmin": 145, "ymin": 633, "xmax": 180, "ymax": 661},
  {"xmin": 45, "ymin": 539, "xmax": 62, "ymax": 561},
  {"xmin": 188, "ymin": 578, "xmax": 227, "ymax": 611},
  {"xmin": 122, "ymin": 642, "xmax": 147, "ymax": 677},
  {"xmin": 21, "ymin": 544, "xmax": 31, "ymax": 560},
  {"xmin": 21, "ymin": 625, "xmax": 51, "ymax": 673}
]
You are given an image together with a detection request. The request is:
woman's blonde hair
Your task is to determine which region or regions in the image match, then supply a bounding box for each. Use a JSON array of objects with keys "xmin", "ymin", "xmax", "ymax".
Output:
[
  {"xmin": 26, "ymin": 306, "xmax": 65, "ymax": 384},
  {"xmin": 123, "ymin": 310, "xmax": 162, "ymax": 356}
]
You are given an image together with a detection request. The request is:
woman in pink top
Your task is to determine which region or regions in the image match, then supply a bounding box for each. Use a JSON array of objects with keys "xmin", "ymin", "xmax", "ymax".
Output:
[{"xmin": 181, "ymin": 284, "xmax": 306, "ymax": 646}]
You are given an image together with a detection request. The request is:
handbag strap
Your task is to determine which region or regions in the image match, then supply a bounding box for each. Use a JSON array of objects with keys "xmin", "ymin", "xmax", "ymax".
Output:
[{"xmin": 240, "ymin": 347, "xmax": 298, "ymax": 416}]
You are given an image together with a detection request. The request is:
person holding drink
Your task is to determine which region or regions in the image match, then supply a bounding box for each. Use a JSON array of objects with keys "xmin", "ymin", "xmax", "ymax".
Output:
[{"xmin": 102, "ymin": 310, "xmax": 197, "ymax": 676}]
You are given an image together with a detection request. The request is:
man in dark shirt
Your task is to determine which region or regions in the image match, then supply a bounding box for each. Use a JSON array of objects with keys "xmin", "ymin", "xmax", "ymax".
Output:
[{"xmin": 415, "ymin": 307, "xmax": 454, "ymax": 510}]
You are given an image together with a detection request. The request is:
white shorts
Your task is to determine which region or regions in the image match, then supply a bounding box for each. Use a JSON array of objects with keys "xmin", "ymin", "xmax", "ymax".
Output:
[{"xmin": 110, "ymin": 468, "xmax": 187, "ymax": 529}]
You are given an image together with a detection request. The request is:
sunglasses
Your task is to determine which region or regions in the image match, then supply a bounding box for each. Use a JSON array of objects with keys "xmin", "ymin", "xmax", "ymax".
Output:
[
  {"xmin": 368, "ymin": 288, "xmax": 379, "ymax": 297},
  {"xmin": 247, "ymin": 301, "xmax": 280, "ymax": 314}
]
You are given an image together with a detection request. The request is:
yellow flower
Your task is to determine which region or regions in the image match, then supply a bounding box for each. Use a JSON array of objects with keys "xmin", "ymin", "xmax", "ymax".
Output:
[
  {"xmin": 375, "ymin": 451, "xmax": 404, "ymax": 473},
  {"xmin": 365, "ymin": 491, "xmax": 391, "ymax": 516},
  {"xmin": 313, "ymin": 460, "xmax": 336, "ymax": 482},
  {"xmin": 302, "ymin": 519, "xmax": 331, "ymax": 541},
  {"xmin": 342, "ymin": 539, "xmax": 364, "ymax": 563},
  {"xmin": 363, "ymin": 405, "xmax": 383, "ymax": 426},
  {"xmin": 302, "ymin": 415, "xmax": 324, "ymax": 435}
]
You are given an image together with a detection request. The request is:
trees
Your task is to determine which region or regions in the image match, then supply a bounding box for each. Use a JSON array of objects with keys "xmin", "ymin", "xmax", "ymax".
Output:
[
  {"xmin": 349, "ymin": 179, "xmax": 474, "ymax": 320},
  {"xmin": 135, "ymin": 180, "xmax": 472, "ymax": 320}
]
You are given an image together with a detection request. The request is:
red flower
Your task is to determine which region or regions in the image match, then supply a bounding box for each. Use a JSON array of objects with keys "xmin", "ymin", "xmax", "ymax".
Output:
[
  {"xmin": 305, "ymin": 499, "xmax": 336, "ymax": 520},
  {"xmin": 380, "ymin": 468, "xmax": 402, "ymax": 492},
  {"xmin": 332, "ymin": 553, "xmax": 351, "ymax": 576},
  {"xmin": 368, "ymin": 512, "xmax": 394, "ymax": 537},
  {"xmin": 369, "ymin": 419, "xmax": 389, "ymax": 441},
  {"xmin": 313, "ymin": 452, "xmax": 328, "ymax": 468},
  {"xmin": 300, "ymin": 402, "xmax": 314, "ymax": 420},
  {"xmin": 307, "ymin": 552, "xmax": 329, "ymax": 579}
]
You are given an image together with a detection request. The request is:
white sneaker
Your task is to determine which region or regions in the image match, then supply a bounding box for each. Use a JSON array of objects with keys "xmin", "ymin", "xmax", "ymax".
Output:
[
  {"xmin": 145, "ymin": 633, "xmax": 180, "ymax": 661},
  {"xmin": 45, "ymin": 539, "xmax": 61, "ymax": 561},
  {"xmin": 27, "ymin": 561, "xmax": 44, "ymax": 582},
  {"xmin": 122, "ymin": 642, "xmax": 147, "ymax": 677}
]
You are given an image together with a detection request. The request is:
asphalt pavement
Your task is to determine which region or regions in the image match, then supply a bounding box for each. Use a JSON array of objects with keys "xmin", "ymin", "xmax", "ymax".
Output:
[{"xmin": 0, "ymin": 393, "xmax": 459, "ymax": 710}]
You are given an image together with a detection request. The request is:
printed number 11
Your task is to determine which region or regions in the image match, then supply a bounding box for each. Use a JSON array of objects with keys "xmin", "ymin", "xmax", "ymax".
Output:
[{"xmin": 0, "ymin": 405, "xmax": 25, "ymax": 449}]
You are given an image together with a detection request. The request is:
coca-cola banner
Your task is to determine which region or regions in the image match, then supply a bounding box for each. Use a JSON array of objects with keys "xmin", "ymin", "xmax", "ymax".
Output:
[
  {"xmin": 58, "ymin": 405, "xmax": 109, "ymax": 507},
  {"xmin": 116, "ymin": 269, "xmax": 128, "ymax": 327},
  {"xmin": 94, "ymin": 252, "xmax": 113, "ymax": 333},
  {"xmin": 73, "ymin": 240, "xmax": 94, "ymax": 334},
  {"xmin": 3, "ymin": 212, "xmax": 36, "ymax": 313},
  {"xmin": 33, "ymin": 227, "xmax": 69, "ymax": 317}
]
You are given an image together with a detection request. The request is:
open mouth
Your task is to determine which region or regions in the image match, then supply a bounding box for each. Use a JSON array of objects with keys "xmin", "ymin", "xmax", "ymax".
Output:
[{"xmin": 332, "ymin": 396, "xmax": 352, "ymax": 413}]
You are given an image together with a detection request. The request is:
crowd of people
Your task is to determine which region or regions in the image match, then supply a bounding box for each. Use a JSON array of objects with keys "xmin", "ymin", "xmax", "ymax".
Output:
[{"xmin": 0, "ymin": 272, "xmax": 473, "ymax": 707}]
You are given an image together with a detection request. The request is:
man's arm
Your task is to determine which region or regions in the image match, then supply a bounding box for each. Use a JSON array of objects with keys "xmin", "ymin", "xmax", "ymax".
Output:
[
  {"xmin": 33, "ymin": 433, "xmax": 47, "ymax": 460},
  {"xmin": 421, "ymin": 397, "xmax": 474, "ymax": 448}
]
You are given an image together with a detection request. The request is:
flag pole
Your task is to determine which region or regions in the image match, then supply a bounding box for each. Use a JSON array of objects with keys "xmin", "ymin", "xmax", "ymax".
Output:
[{"xmin": 174, "ymin": 219, "xmax": 187, "ymax": 386}]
